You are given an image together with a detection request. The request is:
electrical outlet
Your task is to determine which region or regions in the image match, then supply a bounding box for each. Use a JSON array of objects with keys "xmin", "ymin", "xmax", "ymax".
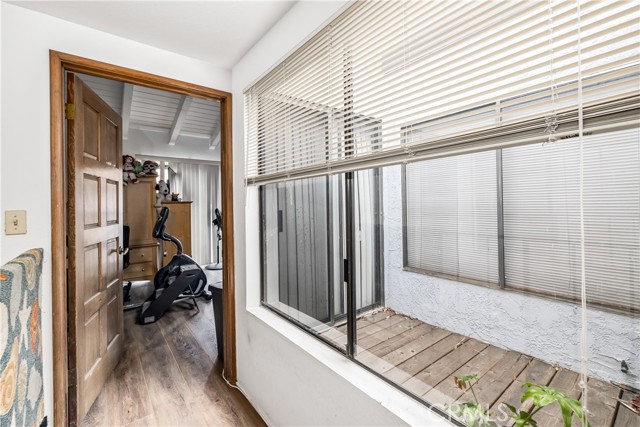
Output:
[{"xmin": 5, "ymin": 210, "xmax": 27, "ymax": 235}]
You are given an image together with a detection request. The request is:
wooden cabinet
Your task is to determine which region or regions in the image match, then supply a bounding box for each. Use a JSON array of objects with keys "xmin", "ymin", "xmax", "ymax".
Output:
[
  {"xmin": 123, "ymin": 176, "xmax": 159, "ymax": 281},
  {"xmin": 161, "ymin": 201, "xmax": 192, "ymax": 267}
]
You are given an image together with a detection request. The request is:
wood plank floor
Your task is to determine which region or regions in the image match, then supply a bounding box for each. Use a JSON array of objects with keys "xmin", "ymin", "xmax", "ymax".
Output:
[
  {"xmin": 82, "ymin": 281, "xmax": 265, "ymax": 427},
  {"xmin": 322, "ymin": 308, "xmax": 639, "ymax": 427}
]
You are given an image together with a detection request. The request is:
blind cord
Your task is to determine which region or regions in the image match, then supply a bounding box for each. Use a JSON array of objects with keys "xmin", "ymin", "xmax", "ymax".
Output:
[
  {"xmin": 576, "ymin": 1, "xmax": 589, "ymax": 423},
  {"xmin": 544, "ymin": 0, "xmax": 559, "ymax": 145}
]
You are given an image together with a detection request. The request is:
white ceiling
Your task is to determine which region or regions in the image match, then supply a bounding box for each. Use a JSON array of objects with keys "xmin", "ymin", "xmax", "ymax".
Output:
[
  {"xmin": 9, "ymin": 0, "xmax": 297, "ymax": 69},
  {"xmin": 78, "ymin": 73, "xmax": 221, "ymax": 148}
]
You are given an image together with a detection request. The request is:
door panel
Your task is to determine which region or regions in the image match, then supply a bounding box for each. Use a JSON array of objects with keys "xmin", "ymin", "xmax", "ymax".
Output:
[
  {"xmin": 83, "ymin": 175, "xmax": 100, "ymax": 228},
  {"xmin": 105, "ymin": 180, "xmax": 119, "ymax": 225},
  {"xmin": 83, "ymin": 244, "xmax": 101, "ymax": 302},
  {"xmin": 67, "ymin": 73, "xmax": 124, "ymax": 424},
  {"xmin": 105, "ymin": 238, "xmax": 119, "ymax": 284},
  {"xmin": 102, "ymin": 118, "xmax": 119, "ymax": 166},
  {"xmin": 83, "ymin": 104, "xmax": 100, "ymax": 159},
  {"xmin": 106, "ymin": 295, "xmax": 120, "ymax": 345},
  {"xmin": 84, "ymin": 313, "xmax": 101, "ymax": 372}
]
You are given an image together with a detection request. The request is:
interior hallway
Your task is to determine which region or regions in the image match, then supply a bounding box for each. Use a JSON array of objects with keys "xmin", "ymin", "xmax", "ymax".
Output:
[{"xmin": 82, "ymin": 282, "xmax": 265, "ymax": 427}]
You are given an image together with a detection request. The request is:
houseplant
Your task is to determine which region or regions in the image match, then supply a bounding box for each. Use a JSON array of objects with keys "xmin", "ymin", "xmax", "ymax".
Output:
[{"xmin": 450, "ymin": 374, "xmax": 590, "ymax": 427}]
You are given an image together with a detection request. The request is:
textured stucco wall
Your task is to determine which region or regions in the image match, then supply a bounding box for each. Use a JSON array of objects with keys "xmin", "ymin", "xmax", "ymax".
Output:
[{"xmin": 382, "ymin": 164, "xmax": 639, "ymax": 388}]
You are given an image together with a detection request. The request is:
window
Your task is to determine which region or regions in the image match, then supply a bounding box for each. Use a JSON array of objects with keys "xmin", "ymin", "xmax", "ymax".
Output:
[
  {"xmin": 247, "ymin": 1, "xmax": 639, "ymax": 425},
  {"xmin": 503, "ymin": 129, "xmax": 640, "ymax": 311},
  {"xmin": 260, "ymin": 171, "xmax": 384, "ymax": 346},
  {"xmin": 404, "ymin": 151, "xmax": 499, "ymax": 285},
  {"xmin": 403, "ymin": 128, "xmax": 640, "ymax": 313}
]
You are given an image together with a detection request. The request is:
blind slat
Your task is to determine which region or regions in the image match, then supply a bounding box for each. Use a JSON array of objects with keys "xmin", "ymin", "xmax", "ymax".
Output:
[
  {"xmin": 245, "ymin": 0, "xmax": 639, "ymax": 183},
  {"xmin": 503, "ymin": 129, "xmax": 639, "ymax": 311}
]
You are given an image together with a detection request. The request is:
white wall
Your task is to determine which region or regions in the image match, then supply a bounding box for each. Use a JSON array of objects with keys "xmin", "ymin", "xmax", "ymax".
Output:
[
  {"xmin": 383, "ymin": 165, "xmax": 640, "ymax": 388},
  {"xmin": 124, "ymin": 128, "xmax": 221, "ymax": 162},
  {"xmin": 232, "ymin": 1, "xmax": 452, "ymax": 426},
  {"xmin": 0, "ymin": 3, "xmax": 230, "ymax": 423}
]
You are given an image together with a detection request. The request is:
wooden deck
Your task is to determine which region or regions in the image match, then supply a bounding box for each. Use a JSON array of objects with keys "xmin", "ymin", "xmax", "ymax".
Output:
[{"xmin": 322, "ymin": 308, "xmax": 638, "ymax": 427}]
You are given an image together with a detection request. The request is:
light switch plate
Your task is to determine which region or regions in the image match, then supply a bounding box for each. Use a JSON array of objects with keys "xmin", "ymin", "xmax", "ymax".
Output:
[{"xmin": 5, "ymin": 210, "xmax": 27, "ymax": 235}]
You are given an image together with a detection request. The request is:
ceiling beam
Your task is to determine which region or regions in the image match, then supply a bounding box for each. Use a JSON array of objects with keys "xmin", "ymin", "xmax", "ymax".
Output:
[
  {"xmin": 129, "ymin": 124, "xmax": 169, "ymax": 134},
  {"xmin": 168, "ymin": 95, "xmax": 192, "ymax": 145},
  {"xmin": 135, "ymin": 153, "xmax": 220, "ymax": 166},
  {"xmin": 181, "ymin": 131, "xmax": 211, "ymax": 140},
  {"xmin": 121, "ymin": 83, "xmax": 134, "ymax": 140}
]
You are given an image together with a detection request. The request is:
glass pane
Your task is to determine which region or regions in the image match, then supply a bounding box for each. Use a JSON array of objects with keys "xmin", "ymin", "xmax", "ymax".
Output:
[
  {"xmin": 583, "ymin": 129, "xmax": 640, "ymax": 427},
  {"xmin": 353, "ymin": 157, "xmax": 618, "ymax": 426},
  {"xmin": 261, "ymin": 175, "xmax": 347, "ymax": 351}
]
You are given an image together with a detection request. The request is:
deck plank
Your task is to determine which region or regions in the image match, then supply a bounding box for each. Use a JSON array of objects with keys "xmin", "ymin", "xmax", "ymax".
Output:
[
  {"xmin": 457, "ymin": 352, "xmax": 531, "ymax": 409},
  {"xmin": 357, "ymin": 309, "xmax": 397, "ymax": 327},
  {"xmin": 363, "ymin": 327, "xmax": 452, "ymax": 374},
  {"xmin": 402, "ymin": 338, "xmax": 488, "ymax": 397},
  {"xmin": 369, "ymin": 312, "xmax": 410, "ymax": 330},
  {"xmin": 384, "ymin": 333, "xmax": 465, "ymax": 384},
  {"xmin": 336, "ymin": 312, "xmax": 398, "ymax": 333},
  {"xmin": 614, "ymin": 390, "xmax": 639, "ymax": 427},
  {"xmin": 357, "ymin": 318, "xmax": 424, "ymax": 351},
  {"xmin": 374, "ymin": 328, "xmax": 451, "ymax": 372},
  {"xmin": 422, "ymin": 345, "xmax": 510, "ymax": 407},
  {"xmin": 490, "ymin": 358, "xmax": 557, "ymax": 415},
  {"xmin": 366, "ymin": 323, "xmax": 439, "ymax": 359},
  {"xmin": 583, "ymin": 378, "xmax": 619, "ymax": 427}
]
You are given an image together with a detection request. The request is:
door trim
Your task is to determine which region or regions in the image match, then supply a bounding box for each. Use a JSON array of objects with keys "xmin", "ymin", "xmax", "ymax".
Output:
[{"xmin": 50, "ymin": 50, "xmax": 237, "ymax": 426}]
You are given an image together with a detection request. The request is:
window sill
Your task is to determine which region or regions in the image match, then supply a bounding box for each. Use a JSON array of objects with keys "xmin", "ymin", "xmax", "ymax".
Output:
[{"xmin": 246, "ymin": 305, "xmax": 456, "ymax": 427}]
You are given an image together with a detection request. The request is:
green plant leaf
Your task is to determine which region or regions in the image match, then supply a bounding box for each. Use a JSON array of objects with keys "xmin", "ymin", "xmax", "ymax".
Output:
[
  {"xmin": 560, "ymin": 404, "xmax": 572, "ymax": 427},
  {"xmin": 459, "ymin": 373, "xmax": 479, "ymax": 382},
  {"xmin": 455, "ymin": 373, "xmax": 479, "ymax": 391},
  {"xmin": 512, "ymin": 412, "xmax": 528, "ymax": 427},
  {"xmin": 504, "ymin": 403, "xmax": 517, "ymax": 415},
  {"xmin": 521, "ymin": 384, "xmax": 555, "ymax": 408},
  {"xmin": 520, "ymin": 382, "xmax": 590, "ymax": 427}
]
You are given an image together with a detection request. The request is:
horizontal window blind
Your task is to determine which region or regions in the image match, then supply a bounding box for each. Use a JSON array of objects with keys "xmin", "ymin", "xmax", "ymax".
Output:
[
  {"xmin": 245, "ymin": 0, "xmax": 639, "ymax": 185},
  {"xmin": 405, "ymin": 150, "xmax": 499, "ymax": 284},
  {"xmin": 502, "ymin": 128, "xmax": 640, "ymax": 311}
]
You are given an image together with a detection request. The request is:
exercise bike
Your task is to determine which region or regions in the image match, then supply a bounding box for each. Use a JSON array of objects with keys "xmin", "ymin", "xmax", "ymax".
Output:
[
  {"xmin": 139, "ymin": 207, "xmax": 211, "ymax": 325},
  {"xmin": 205, "ymin": 208, "xmax": 223, "ymax": 271}
]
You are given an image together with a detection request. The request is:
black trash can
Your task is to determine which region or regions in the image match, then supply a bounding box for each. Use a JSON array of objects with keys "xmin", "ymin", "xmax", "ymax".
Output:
[{"xmin": 210, "ymin": 280, "xmax": 224, "ymax": 359}]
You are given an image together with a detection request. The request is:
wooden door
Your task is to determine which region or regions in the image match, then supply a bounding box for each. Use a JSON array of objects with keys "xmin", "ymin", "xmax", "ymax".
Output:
[{"xmin": 67, "ymin": 74, "xmax": 124, "ymax": 424}]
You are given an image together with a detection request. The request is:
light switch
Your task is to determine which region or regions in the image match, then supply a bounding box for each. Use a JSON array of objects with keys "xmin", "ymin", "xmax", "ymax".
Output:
[{"xmin": 5, "ymin": 210, "xmax": 27, "ymax": 235}]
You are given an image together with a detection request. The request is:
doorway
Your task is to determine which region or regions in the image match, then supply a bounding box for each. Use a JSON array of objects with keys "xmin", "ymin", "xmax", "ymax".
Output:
[{"xmin": 49, "ymin": 51, "xmax": 237, "ymax": 426}]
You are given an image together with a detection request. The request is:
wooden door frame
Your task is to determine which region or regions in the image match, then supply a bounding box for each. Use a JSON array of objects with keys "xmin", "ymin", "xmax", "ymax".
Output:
[{"xmin": 50, "ymin": 50, "xmax": 236, "ymax": 426}]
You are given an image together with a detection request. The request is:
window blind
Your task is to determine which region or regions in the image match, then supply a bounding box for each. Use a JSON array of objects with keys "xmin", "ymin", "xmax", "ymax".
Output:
[
  {"xmin": 502, "ymin": 128, "xmax": 640, "ymax": 312},
  {"xmin": 405, "ymin": 150, "xmax": 499, "ymax": 284},
  {"xmin": 245, "ymin": 0, "xmax": 639, "ymax": 185}
]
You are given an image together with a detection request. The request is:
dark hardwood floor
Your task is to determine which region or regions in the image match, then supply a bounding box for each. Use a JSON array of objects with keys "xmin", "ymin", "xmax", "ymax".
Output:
[{"xmin": 81, "ymin": 281, "xmax": 265, "ymax": 427}]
